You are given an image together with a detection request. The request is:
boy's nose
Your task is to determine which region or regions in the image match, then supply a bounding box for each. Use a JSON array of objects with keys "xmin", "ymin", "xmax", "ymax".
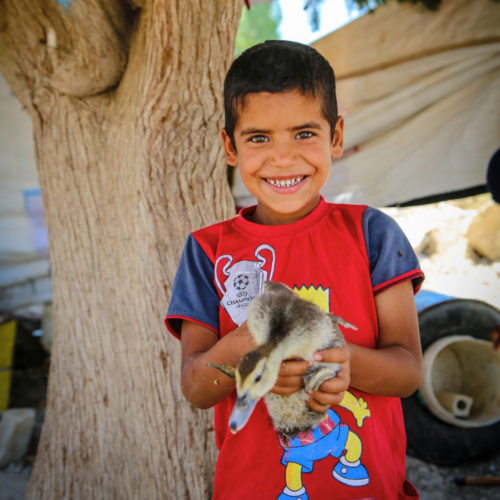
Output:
[{"xmin": 269, "ymin": 139, "xmax": 297, "ymax": 169}]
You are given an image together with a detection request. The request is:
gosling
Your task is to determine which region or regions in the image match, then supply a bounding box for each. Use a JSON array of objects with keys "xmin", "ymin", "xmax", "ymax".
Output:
[{"xmin": 209, "ymin": 281, "xmax": 356, "ymax": 441}]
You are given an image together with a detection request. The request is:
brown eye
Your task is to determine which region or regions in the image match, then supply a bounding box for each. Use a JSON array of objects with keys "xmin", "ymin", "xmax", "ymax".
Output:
[
  {"xmin": 250, "ymin": 135, "xmax": 268, "ymax": 143},
  {"xmin": 296, "ymin": 131, "xmax": 313, "ymax": 139}
]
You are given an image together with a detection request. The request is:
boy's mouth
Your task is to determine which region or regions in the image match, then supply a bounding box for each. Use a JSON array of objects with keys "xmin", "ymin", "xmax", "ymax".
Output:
[{"xmin": 264, "ymin": 176, "xmax": 306, "ymax": 188}]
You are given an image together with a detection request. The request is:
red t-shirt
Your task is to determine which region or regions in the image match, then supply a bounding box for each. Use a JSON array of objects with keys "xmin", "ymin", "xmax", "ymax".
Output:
[{"xmin": 166, "ymin": 198, "xmax": 424, "ymax": 500}]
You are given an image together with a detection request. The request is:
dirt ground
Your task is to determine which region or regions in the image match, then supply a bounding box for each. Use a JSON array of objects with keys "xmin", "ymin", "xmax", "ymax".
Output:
[{"xmin": 406, "ymin": 454, "xmax": 500, "ymax": 499}]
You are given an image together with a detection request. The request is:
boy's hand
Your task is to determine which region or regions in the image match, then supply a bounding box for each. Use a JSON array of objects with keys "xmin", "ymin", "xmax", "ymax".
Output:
[
  {"xmin": 269, "ymin": 346, "xmax": 350, "ymax": 414},
  {"xmin": 306, "ymin": 346, "xmax": 350, "ymax": 413},
  {"xmin": 270, "ymin": 359, "xmax": 311, "ymax": 395},
  {"xmin": 181, "ymin": 320, "xmax": 256, "ymax": 409},
  {"xmin": 220, "ymin": 321, "xmax": 259, "ymax": 367}
]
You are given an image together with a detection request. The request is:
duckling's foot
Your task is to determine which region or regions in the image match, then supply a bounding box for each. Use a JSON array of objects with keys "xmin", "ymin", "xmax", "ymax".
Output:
[
  {"xmin": 277, "ymin": 486, "xmax": 309, "ymax": 500},
  {"xmin": 303, "ymin": 363, "xmax": 341, "ymax": 393},
  {"xmin": 332, "ymin": 456, "xmax": 369, "ymax": 487}
]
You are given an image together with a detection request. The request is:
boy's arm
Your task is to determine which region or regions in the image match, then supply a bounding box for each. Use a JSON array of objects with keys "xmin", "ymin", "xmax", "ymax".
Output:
[
  {"xmin": 310, "ymin": 280, "xmax": 422, "ymax": 412},
  {"xmin": 349, "ymin": 279, "xmax": 422, "ymax": 397},
  {"xmin": 180, "ymin": 320, "xmax": 256, "ymax": 409},
  {"xmin": 181, "ymin": 280, "xmax": 421, "ymax": 410}
]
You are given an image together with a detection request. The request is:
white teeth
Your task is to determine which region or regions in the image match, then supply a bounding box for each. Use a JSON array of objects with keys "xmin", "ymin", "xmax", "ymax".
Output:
[{"xmin": 267, "ymin": 176, "xmax": 304, "ymax": 187}]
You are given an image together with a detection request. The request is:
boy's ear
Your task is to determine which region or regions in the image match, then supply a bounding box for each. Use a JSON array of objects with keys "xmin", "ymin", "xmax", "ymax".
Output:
[
  {"xmin": 331, "ymin": 116, "xmax": 344, "ymax": 159},
  {"xmin": 221, "ymin": 128, "xmax": 239, "ymax": 167}
]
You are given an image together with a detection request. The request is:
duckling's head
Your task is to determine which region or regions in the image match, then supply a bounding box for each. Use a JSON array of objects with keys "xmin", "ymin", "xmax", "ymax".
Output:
[
  {"xmin": 229, "ymin": 281, "xmax": 326, "ymax": 433},
  {"xmin": 229, "ymin": 345, "xmax": 278, "ymax": 434}
]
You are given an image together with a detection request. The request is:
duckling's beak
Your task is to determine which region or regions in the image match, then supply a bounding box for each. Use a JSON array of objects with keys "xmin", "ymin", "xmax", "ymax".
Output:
[{"xmin": 229, "ymin": 392, "xmax": 260, "ymax": 434}]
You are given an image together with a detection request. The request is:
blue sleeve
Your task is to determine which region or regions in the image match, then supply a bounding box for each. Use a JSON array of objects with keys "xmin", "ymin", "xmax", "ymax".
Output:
[
  {"xmin": 165, "ymin": 234, "xmax": 220, "ymax": 339},
  {"xmin": 362, "ymin": 207, "xmax": 424, "ymax": 295}
]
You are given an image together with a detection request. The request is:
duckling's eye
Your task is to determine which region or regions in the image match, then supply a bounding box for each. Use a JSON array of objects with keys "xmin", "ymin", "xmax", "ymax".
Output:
[
  {"xmin": 254, "ymin": 375, "xmax": 261, "ymax": 383},
  {"xmin": 296, "ymin": 131, "xmax": 313, "ymax": 139}
]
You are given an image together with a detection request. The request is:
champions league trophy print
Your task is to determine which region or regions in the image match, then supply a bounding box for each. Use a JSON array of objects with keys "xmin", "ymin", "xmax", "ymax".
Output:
[{"xmin": 214, "ymin": 244, "xmax": 275, "ymax": 326}]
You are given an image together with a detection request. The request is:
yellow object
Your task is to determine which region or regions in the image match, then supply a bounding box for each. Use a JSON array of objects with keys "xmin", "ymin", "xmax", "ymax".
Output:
[
  {"xmin": 0, "ymin": 321, "xmax": 16, "ymax": 369},
  {"xmin": 345, "ymin": 431, "xmax": 363, "ymax": 463},
  {"xmin": 0, "ymin": 370, "xmax": 12, "ymax": 412},
  {"xmin": 293, "ymin": 285, "xmax": 330, "ymax": 313},
  {"xmin": 0, "ymin": 320, "xmax": 16, "ymax": 411},
  {"xmin": 285, "ymin": 462, "xmax": 303, "ymax": 491},
  {"xmin": 338, "ymin": 390, "xmax": 371, "ymax": 428}
]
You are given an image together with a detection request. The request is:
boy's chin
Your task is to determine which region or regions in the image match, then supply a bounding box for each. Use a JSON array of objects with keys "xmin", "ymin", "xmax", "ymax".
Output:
[{"xmin": 271, "ymin": 192, "xmax": 320, "ymax": 210}]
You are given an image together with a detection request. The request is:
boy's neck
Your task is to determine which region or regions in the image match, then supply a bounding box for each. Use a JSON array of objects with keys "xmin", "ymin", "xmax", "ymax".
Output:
[{"xmin": 248, "ymin": 195, "xmax": 321, "ymax": 226}]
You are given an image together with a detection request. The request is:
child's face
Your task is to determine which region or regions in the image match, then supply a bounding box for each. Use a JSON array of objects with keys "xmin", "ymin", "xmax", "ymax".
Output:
[{"xmin": 222, "ymin": 90, "xmax": 343, "ymax": 225}]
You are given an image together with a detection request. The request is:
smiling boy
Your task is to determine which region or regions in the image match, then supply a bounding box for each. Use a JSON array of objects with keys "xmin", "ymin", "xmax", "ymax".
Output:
[
  {"xmin": 165, "ymin": 41, "xmax": 424, "ymax": 500},
  {"xmin": 224, "ymin": 90, "xmax": 335, "ymax": 225}
]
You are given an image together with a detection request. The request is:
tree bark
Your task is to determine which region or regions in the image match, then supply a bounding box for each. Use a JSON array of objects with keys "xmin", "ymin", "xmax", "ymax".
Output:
[{"xmin": 0, "ymin": 0, "xmax": 240, "ymax": 498}]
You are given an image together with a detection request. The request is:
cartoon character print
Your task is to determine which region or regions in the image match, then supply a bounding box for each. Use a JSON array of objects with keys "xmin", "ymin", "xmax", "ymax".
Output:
[
  {"xmin": 215, "ymin": 244, "xmax": 275, "ymax": 326},
  {"xmin": 215, "ymin": 247, "xmax": 372, "ymax": 499},
  {"xmin": 277, "ymin": 285, "xmax": 371, "ymax": 500}
]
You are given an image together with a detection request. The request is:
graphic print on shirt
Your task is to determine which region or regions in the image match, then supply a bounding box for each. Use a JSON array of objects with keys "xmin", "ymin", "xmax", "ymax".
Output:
[
  {"xmin": 215, "ymin": 244, "xmax": 275, "ymax": 326},
  {"xmin": 276, "ymin": 284, "xmax": 372, "ymax": 500},
  {"xmin": 293, "ymin": 285, "xmax": 330, "ymax": 315}
]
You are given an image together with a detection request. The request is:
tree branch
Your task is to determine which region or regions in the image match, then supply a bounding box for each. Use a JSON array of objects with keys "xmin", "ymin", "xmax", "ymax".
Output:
[{"xmin": 1, "ymin": 0, "xmax": 132, "ymax": 98}]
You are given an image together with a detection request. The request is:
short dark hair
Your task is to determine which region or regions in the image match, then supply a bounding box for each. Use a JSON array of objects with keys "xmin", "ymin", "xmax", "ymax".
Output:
[{"xmin": 224, "ymin": 40, "xmax": 338, "ymax": 147}]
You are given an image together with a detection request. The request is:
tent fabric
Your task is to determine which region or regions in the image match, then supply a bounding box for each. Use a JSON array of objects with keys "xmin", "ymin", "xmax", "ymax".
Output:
[
  {"xmin": 0, "ymin": 74, "xmax": 50, "ymax": 310},
  {"xmin": 232, "ymin": 0, "xmax": 500, "ymax": 208},
  {"xmin": 325, "ymin": 43, "xmax": 500, "ymax": 207},
  {"xmin": 311, "ymin": 0, "xmax": 500, "ymax": 79}
]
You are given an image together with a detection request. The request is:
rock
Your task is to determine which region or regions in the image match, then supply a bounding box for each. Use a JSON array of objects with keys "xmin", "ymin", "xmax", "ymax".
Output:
[
  {"xmin": 466, "ymin": 202, "xmax": 500, "ymax": 262},
  {"xmin": 0, "ymin": 409, "xmax": 36, "ymax": 467},
  {"xmin": 414, "ymin": 228, "xmax": 439, "ymax": 256}
]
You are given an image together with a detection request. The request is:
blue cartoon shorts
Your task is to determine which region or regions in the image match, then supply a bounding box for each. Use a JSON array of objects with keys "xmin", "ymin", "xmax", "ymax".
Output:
[{"xmin": 280, "ymin": 409, "xmax": 349, "ymax": 473}]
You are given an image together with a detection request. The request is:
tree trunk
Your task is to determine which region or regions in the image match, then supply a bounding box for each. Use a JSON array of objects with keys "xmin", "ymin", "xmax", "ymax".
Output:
[{"xmin": 0, "ymin": 0, "xmax": 240, "ymax": 498}]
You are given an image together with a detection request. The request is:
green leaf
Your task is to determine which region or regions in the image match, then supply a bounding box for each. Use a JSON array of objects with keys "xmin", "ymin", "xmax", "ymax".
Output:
[{"xmin": 234, "ymin": 1, "xmax": 283, "ymax": 56}]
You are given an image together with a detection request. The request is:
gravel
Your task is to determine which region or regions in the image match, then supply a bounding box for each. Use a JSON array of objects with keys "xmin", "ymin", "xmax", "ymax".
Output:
[{"xmin": 407, "ymin": 453, "xmax": 500, "ymax": 499}]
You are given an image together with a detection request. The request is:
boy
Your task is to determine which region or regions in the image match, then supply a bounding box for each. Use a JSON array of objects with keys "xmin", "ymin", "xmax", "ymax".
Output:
[{"xmin": 165, "ymin": 41, "xmax": 424, "ymax": 500}]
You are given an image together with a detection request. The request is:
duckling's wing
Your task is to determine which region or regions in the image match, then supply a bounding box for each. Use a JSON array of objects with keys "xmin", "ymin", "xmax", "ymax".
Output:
[{"xmin": 329, "ymin": 314, "xmax": 357, "ymax": 331}]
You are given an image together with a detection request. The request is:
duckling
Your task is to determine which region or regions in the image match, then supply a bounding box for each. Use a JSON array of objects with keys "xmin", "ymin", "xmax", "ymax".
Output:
[{"xmin": 209, "ymin": 281, "xmax": 357, "ymax": 441}]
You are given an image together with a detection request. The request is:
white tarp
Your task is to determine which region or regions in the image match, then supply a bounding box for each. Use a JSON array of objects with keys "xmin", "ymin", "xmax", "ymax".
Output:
[
  {"xmin": 232, "ymin": 0, "xmax": 500, "ymax": 208},
  {"xmin": 325, "ymin": 43, "xmax": 500, "ymax": 206},
  {"xmin": 0, "ymin": 74, "xmax": 51, "ymax": 310}
]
